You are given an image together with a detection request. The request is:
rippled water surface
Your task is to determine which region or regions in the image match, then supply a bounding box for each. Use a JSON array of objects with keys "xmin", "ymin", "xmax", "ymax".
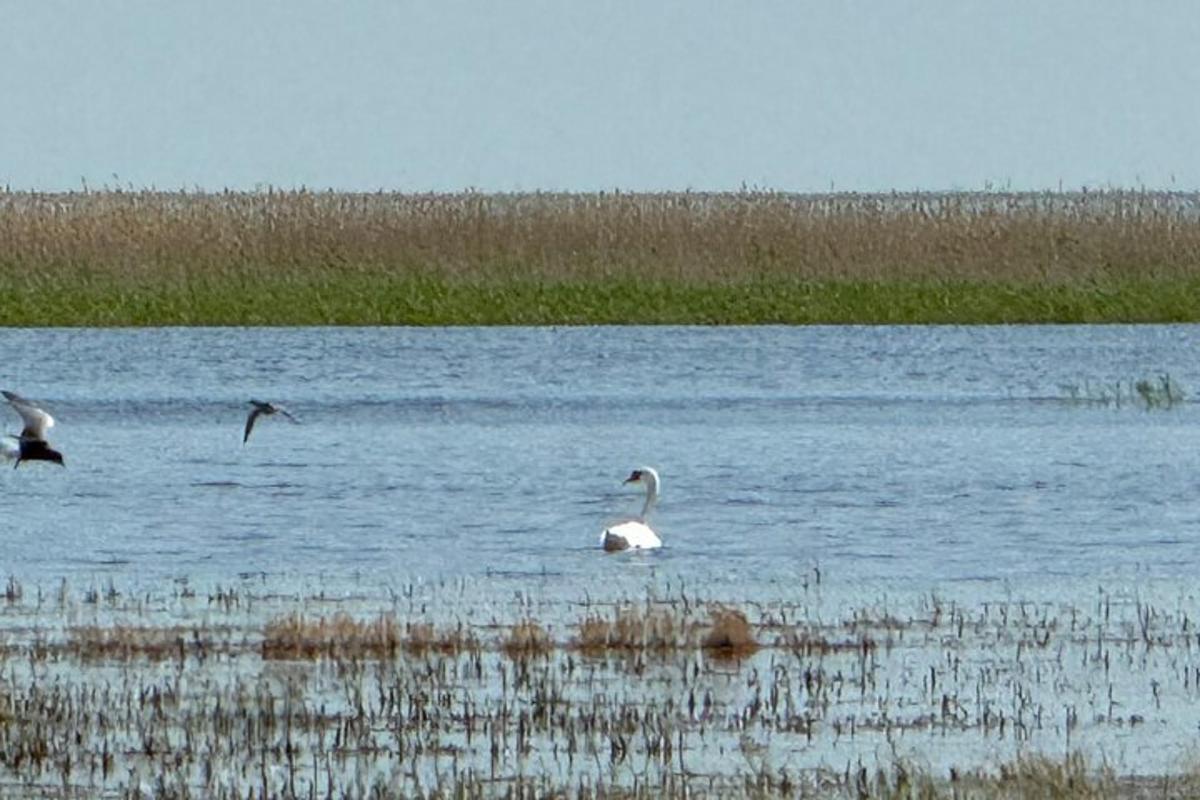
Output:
[
  {"xmin": 7, "ymin": 325, "xmax": 1200, "ymax": 793},
  {"xmin": 2, "ymin": 324, "xmax": 1198, "ymax": 598}
]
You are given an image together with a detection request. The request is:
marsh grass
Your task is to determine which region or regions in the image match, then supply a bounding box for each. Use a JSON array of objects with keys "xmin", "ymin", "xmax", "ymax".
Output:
[
  {"xmin": 501, "ymin": 619, "xmax": 554, "ymax": 658},
  {"xmin": 955, "ymin": 755, "xmax": 1118, "ymax": 800},
  {"xmin": 261, "ymin": 612, "xmax": 400, "ymax": 660},
  {"xmin": 700, "ymin": 606, "xmax": 758, "ymax": 659},
  {"xmin": 3, "ymin": 189, "xmax": 1200, "ymax": 324},
  {"xmin": 67, "ymin": 624, "xmax": 191, "ymax": 662},
  {"xmin": 0, "ymin": 577, "xmax": 1197, "ymax": 798},
  {"xmin": 573, "ymin": 606, "xmax": 695, "ymax": 654},
  {"xmin": 854, "ymin": 755, "xmax": 1119, "ymax": 799},
  {"xmin": 402, "ymin": 620, "xmax": 481, "ymax": 655},
  {"xmin": 570, "ymin": 603, "xmax": 760, "ymax": 658}
]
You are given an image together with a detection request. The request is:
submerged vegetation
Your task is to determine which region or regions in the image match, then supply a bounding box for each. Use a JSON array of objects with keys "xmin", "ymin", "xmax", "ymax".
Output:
[
  {"xmin": 1058, "ymin": 373, "xmax": 1186, "ymax": 408},
  {"xmin": 0, "ymin": 573, "xmax": 1198, "ymax": 797},
  {"xmin": 1, "ymin": 188, "xmax": 1200, "ymax": 324}
]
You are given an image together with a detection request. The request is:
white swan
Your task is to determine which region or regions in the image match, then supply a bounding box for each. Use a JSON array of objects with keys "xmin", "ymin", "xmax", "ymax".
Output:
[{"xmin": 601, "ymin": 467, "xmax": 663, "ymax": 552}]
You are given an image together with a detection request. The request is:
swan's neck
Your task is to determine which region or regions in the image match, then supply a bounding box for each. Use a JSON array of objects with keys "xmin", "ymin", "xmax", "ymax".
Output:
[{"xmin": 638, "ymin": 474, "xmax": 659, "ymax": 521}]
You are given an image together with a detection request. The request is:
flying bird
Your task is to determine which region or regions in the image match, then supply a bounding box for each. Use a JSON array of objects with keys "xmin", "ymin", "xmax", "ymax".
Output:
[
  {"xmin": 2, "ymin": 390, "xmax": 64, "ymax": 467},
  {"xmin": 243, "ymin": 400, "xmax": 299, "ymax": 444},
  {"xmin": 600, "ymin": 467, "xmax": 663, "ymax": 552}
]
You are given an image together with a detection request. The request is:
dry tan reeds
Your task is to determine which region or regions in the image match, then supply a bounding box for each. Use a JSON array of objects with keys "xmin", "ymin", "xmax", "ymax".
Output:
[
  {"xmin": 402, "ymin": 620, "xmax": 481, "ymax": 655},
  {"xmin": 501, "ymin": 620, "xmax": 553, "ymax": 658},
  {"xmin": 2, "ymin": 188, "xmax": 1200, "ymax": 285},
  {"xmin": 700, "ymin": 606, "xmax": 758, "ymax": 659},
  {"xmin": 67, "ymin": 624, "xmax": 191, "ymax": 661},
  {"xmin": 964, "ymin": 754, "xmax": 1118, "ymax": 799},
  {"xmin": 573, "ymin": 606, "xmax": 692, "ymax": 654},
  {"xmin": 571, "ymin": 603, "xmax": 760, "ymax": 657},
  {"xmin": 1, "ymin": 188, "xmax": 1199, "ymax": 323},
  {"xmin": 261, "ymin": 612, "xmax": 400, "ymax": 660}
]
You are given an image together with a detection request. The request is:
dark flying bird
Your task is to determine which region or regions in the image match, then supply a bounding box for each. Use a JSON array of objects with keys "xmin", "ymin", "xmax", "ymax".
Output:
[
  {"xmin": 2, "ymin": 390, "xmax": 65, "ymax": 467},
  {"xmin": 243, "ymin": 400, "xmax": 299, "ymax": 444}
]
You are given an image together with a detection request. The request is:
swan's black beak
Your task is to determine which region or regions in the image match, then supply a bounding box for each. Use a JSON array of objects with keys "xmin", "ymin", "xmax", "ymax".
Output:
[{"xmin": 623, "ymin": 470, "xmax": 643, "ymax": 484}]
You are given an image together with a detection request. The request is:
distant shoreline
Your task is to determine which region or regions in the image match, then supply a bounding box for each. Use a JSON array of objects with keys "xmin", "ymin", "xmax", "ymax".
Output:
[{"xmin": 1, "ymin": 189, "xmax": 1197, "ymax": 325}]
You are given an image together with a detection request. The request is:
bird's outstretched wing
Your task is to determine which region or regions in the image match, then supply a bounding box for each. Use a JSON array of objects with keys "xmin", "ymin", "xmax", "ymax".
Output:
[
  {"xmin": 243, "ymin": 406, "xmax": 265, "ymax": 444},
  {"xmin": 244, "ymin": 400, "xmax": 300, "ymax": 443},
  {"xmin": 2, "ymin": 391, "xmax": 55, "ymax": 441}
]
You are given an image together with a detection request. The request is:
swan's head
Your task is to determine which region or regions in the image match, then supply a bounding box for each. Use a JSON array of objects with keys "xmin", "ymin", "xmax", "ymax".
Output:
[{"xmin": 623, "ymin": 466, "xmax": 660, "ymax": 489}]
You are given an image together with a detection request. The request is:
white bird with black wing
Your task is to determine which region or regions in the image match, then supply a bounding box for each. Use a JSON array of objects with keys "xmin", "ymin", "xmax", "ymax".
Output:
[{"xmin": 2, "ymin": 390, "xmax": 65, "ymax": 467}]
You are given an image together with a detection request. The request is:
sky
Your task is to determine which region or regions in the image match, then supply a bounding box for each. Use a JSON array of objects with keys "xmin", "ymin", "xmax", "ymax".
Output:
[{"xmin": 3, "ymin": 1, "xmax": 1199, "ymax": 193}]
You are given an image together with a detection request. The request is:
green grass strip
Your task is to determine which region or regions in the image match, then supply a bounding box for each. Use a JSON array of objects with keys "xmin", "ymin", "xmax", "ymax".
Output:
[{"xmin": 0, "ymin": 274, "xmax": 1197, "ymax": 326}]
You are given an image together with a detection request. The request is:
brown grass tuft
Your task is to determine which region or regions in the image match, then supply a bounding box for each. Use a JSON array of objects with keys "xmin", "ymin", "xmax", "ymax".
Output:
[
  {"xmin": 68, "ymin": 625, "xmax": 191, "ymax": 662},
  {"xmin": 402, "ymin": 621, "xmax": 480, "ymax": 655},
  {"xmin": 573, "ymin": 606, "xmax": 694, "ymax": 654},
  {"xmin": 261, "ymin": 612, "xmax": 400, "ymax": 661},
  {"xmin": 501, "ymin": 620, "xmax": 553, "ymax": 658},
  {"xmin": 701, "ymin": 607, "xmax": 758, "ymax": 659}
]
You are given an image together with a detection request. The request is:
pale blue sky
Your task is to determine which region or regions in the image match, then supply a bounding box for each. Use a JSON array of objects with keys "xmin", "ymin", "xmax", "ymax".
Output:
[{"xmin": 3, "ymin": 2, "xmax": 1198, "ymax": 192}]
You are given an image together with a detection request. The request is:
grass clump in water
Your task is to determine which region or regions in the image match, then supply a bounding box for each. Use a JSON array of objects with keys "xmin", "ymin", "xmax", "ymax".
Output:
[
  {"xmin": 701, "ymin": 606, "xmax": 759, "ymax": 659},
  {"xmin": 402, "ymin": 620, "xmax": 481, "ymax": 655},
  {"xmin": 68, "ymin": 625, "xmax": 191, "ymax": 662},
  {"xmin": 261, "ymin": 612, "xmax": 400, "ymax": 660},
  {"xmin": 501, "ymin": 620, "xmax": 554, "ymax": 658},
  {"xmin": 572, "ymin": 603, "xmax": 759, "ymax": 656},
  {"xmin": 573, "ymin": 606, "xmax": 691, "ymax": 654}
]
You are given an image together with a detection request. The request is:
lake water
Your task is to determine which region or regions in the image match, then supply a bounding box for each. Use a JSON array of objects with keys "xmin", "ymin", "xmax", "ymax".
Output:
[
  {"xmin": 1, "ymin": 324, "xmax": 1198, "ymax": 600},
  {"xmin": 5, "ymin": 325, "xmax": 1200, "ymax": 793}
]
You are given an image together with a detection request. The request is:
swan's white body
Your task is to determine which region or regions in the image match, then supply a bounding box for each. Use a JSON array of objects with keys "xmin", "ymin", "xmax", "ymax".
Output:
[
  {"xmin": 601, "ymin": 467, "xmax": 663, "ymax": 552},
  {"xmin": 602, "ymin": 519, "xmax": 662, "ymax": 551}
]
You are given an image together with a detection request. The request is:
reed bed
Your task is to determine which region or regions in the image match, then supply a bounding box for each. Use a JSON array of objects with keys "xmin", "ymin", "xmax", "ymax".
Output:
[
  {"xmin": 2, "ymin": 189, "xmax": 1200, "ymax": 324},
  {"xmin": 573, "ymin": 606, "xmax": 693, "ymax": 654},
  {"xmin": 261, "ymin": 612, "xmax": 401, "ymax": 660},
  {"xmin": 500, "ymin": 619, "xmax": 554, "ymax": 658},
  {"xmin": 0, "ymin": 574, "xmax": 1196, "ymax": 797},
  {"xmin": 400, "ymin": 620, "xmax": 481, "ymax": 656}
]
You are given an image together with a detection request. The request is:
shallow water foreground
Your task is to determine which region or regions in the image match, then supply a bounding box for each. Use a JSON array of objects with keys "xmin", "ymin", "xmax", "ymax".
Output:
[{"xmin": 0, "ymin": 573, "xmax": 1198, "ymax": 798}]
